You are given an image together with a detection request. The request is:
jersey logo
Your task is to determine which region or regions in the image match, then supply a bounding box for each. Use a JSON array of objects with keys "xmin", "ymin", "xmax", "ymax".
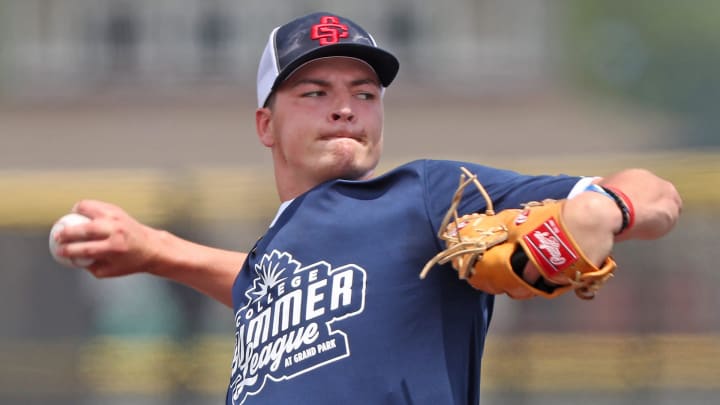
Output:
[
  {"xmin": 310, "ymin": 16, "xmax": 349, "ymax": 45},
  {"xmin": 229, "ymin": 250, "xmax": 367, "ymax": 404}
]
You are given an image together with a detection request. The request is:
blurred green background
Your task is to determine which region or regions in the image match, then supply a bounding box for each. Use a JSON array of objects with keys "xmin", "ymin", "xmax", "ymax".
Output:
[{"xmin": 1, "ymin": 1, "xmax": 718, "ymax": 404}]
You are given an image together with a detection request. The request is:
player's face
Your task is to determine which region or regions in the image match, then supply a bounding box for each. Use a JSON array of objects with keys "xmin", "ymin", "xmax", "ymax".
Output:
[{"xmin": 259, "ymin": 57, "xmax": 384, "ymax": 195}]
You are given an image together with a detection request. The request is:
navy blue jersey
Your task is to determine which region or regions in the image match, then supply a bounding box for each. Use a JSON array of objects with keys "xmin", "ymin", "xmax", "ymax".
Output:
[{"xmin": 227, "ymin": 159, "xmax": 581, "ymax": 405}]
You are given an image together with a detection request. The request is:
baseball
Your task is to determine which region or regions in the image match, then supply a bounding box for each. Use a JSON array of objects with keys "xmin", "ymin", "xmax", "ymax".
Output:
[{"xmin": 49, "ymin": 213, "xmax": 95, "ymax": 268}]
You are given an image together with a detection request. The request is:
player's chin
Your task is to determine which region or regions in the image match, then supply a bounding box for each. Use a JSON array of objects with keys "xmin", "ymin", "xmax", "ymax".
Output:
[
  {"xmin": 328, "ymin": 140, "xmax": 376, "ymax": 161},
  {"xmin": 318, "ymin": 154, "xmax": 377, "ymax": 181}
]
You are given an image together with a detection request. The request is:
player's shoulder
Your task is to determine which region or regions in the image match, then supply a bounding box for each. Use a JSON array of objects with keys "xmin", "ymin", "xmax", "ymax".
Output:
[
  {"xmin": 368, "ymin": 159, "xmax": 528, "ymax": 197},
  {"xmin": 395, "ymin": 159, "xmax": 524, "ymax": 182},
  {"xmin": 357, "ymin": 159, "xmax": 464, "ymax": 186}
]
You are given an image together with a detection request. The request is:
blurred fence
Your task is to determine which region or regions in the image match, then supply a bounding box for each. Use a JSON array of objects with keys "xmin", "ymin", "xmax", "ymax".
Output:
[{"xmin": 0, "ymin": 0, "xmax": 549, "ymax": 99}]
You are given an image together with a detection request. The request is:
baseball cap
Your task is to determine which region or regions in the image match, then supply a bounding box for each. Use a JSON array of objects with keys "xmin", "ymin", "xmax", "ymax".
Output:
[{"xmin": 256, "ymin": 12, "xmax": 400, "ymax": 108}]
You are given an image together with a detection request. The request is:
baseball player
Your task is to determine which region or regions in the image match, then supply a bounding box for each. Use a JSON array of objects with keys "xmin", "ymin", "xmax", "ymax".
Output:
[{"xmin": 53, "ymin": 12, "xmax": 682, "ymax": 405}]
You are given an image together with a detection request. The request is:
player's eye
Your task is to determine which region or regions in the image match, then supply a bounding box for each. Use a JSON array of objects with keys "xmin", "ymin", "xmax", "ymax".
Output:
[
  {"xmin": 302, "ymin": 90, "xmax": 326, "ymax": 97},
  {"xmin": 355, "ymin": 92, "xmax": 376, "ymax": 100}
]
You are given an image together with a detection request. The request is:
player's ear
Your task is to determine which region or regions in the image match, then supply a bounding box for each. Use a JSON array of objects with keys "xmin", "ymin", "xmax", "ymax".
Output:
[{"xmin": 256, "ymin": 107, "xmax": 275, "ymax": 147}]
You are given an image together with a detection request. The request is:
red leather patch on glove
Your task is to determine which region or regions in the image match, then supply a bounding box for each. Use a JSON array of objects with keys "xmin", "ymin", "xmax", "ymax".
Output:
[{"xmin": 523, "ymin": 218, "xmax": 578, "ymax": 277}]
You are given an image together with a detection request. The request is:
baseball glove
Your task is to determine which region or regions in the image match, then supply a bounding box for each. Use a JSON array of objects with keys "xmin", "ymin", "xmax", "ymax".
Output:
[{"xmin": 419, "ymin": 167, "xmax": 616, "ymax": 300}]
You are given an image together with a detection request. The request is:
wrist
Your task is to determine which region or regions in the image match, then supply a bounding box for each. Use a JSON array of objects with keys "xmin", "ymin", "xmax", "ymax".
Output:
[
  {"xmin": 144, "ymin": 228, "xmax": 178, "ymax": 277},
  {"xmin": 600, "ymin": 186, "xmax": 635, "ymax": 235},
  {"xmin": 584, "ymin": 184, "xmax": 635, "ymax": 235}
]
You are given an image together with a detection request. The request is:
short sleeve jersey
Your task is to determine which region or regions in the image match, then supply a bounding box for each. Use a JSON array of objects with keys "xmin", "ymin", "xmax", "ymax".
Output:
[{"xmin": 226, "ymin": 159, "xmax": 581, "ymax": 405}]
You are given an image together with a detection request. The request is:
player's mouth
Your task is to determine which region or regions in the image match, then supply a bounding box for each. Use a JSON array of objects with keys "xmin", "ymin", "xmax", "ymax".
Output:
[{"xmin": 319, "ymin": 131, "xmax": 365, "ymax": 144}]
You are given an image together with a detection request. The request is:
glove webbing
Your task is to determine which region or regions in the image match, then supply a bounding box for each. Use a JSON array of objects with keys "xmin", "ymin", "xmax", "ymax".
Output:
[{"xmin": 419, "ymin": 167, "xmax": 505, "ymax": 280}]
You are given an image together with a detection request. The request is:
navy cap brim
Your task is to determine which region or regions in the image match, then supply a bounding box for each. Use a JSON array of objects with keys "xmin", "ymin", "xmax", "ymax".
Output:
[{"xmin": 271, "ymin": 43, "xmax": 399, "ymax": 92}]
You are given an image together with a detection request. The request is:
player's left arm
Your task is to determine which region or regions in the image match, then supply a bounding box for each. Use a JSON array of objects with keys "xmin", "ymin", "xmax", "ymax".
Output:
[
  {"xmin": 566, "ymin": 168, "xmax": 681, "ymax": 261},
  {"xmin": 524, "ymin": 168, "xmax": 682, "ymax": 285}
]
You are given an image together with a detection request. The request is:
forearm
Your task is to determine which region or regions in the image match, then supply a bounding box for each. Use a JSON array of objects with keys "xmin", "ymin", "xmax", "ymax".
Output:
[{"xmin": 148, "ymin": 229, "xmax": 246, "ymax": 308}]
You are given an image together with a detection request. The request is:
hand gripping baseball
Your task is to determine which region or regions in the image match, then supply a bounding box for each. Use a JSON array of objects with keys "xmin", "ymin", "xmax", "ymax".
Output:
[{"xmin": 420, "ymin": 167, "xmax": 616, "ymax": 300}]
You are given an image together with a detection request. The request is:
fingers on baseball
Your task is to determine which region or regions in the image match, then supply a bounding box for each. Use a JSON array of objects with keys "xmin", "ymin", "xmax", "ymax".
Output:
[
  {"xmin": 73, "ymin": 199, "xmax": 126, "ymax": 219},
  {"xmin": 61, "ymin": 237, "xmax": 130, "ymax": 261},
  {"xmin": 55, "ymin": 218, "xmax": 117, "ymax": 243}
]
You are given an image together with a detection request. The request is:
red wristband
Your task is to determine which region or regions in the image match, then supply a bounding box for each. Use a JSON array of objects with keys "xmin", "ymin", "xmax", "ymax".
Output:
[{"xmin": 601, "ymin": 186, "xmax": 635, "ymax": 235}]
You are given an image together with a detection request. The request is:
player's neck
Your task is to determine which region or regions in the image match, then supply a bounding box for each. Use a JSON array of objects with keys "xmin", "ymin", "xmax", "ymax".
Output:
[{"xmin": 274, "ymin": 168, "xmax": 317, "ymax": 202}]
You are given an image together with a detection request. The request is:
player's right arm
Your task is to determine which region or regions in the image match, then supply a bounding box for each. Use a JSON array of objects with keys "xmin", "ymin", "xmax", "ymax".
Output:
[{"xmin": 53, "ymin": 199, "xmax": 245, "ymax": 308}]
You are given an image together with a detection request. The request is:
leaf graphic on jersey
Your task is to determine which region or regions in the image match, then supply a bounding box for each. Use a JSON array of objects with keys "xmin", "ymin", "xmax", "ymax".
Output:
[{"xmin": 246, "ymin": 250, "xmax": 299, "ymax": 303}]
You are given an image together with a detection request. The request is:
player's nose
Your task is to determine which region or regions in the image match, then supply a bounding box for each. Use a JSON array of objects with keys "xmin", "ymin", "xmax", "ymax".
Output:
[{"xmin": 330, "ymin": 106, "xmax": 355, "ymax": 122}]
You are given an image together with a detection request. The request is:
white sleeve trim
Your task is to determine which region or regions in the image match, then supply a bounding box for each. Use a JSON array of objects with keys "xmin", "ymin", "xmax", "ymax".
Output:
[{"xmin": 567, "ymin": 177, "xmax": 600, "ymax": 199}]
